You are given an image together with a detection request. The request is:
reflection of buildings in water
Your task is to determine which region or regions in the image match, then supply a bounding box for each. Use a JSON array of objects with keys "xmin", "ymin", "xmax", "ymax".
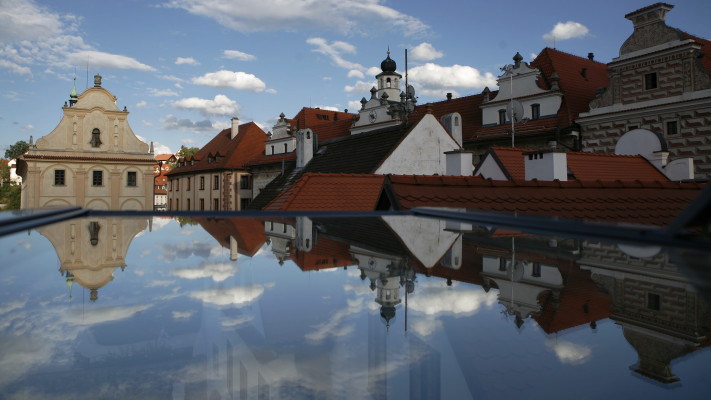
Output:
[
  {"xmin": 195, "ymin": 217, "xmax": 266, "ymax": 261},
  {"xmin": 37, "ymin": 217, "xmax": 148, "ymax": 301},
  {"xmin": 580, "ymin": 242, "xmax": 711, "ymax": 383}
]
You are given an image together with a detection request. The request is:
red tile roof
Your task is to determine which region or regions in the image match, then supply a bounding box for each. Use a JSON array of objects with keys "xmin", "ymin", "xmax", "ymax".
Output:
[
  {"xmin": 480, "ymin": 147, "xmax": 668, "ymax": 182},
  {"xmin": 289, "ymin": 107, "xmax": 356, "ymax": 133},
  {"xmin": 388, "ymin": 174, "xmax": 703, "ymax": 226},
  {"xmin": 264, "ymin": 173, "xmax": 386, "ymax": 211},
  {"xmin": 410, "ymin": 93, "xmax": 488, "ymax": 143},
  {"xmin": 475, "ymin": 48, "xmax": 608, "ymax": 142},
  {"xmin": 168, "ymin": 122, "xmax": 266, "ymax": 176},
  {"xmin": 154, "ymin": 154, "xmax": 176, "ymax": 162}
]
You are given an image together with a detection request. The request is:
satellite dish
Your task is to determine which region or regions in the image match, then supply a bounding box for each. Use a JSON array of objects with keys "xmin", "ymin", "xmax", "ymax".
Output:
[{"xmin": 506, "ymin": 100, "xmax": 524, "ymax": 123}]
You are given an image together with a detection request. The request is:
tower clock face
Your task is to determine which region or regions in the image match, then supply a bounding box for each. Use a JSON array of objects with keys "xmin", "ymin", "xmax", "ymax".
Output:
[{"xmin": 369, "ymin": 111, "xmax": 377, "ymax": 123}]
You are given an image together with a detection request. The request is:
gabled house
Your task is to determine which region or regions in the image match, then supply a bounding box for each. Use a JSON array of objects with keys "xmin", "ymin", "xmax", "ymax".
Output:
[
  {"xmin": 578, "ymin": 3, "xmax": 711, "ymax": 179},
  {"xmin": 166, "ymin": 118, "xmax": 266, "ymax": 211},
  {"xmin": 153, "ymin": 153, "xmax": 175, "ymax": 210},
  {"xmin": 455, "ymin": 49, "xmax": 607, "ymax": 161},
  {"xmin": 474, "ymin": 146, "xmax": 670, "ymax": 181},
  {"xmin": 17, "ymin": 75, "xmax": 154, "ymax": 210}
]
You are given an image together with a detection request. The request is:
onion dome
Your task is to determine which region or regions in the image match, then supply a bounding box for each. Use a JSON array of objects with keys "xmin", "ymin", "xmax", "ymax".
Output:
[{"xmin": 380, "ymin": 50, "xmax": 396, "ymax": 73}]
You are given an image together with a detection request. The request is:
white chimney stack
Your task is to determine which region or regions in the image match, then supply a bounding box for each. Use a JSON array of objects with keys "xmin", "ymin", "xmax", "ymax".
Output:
[
  {"xmin": 445, "ymin": 150, "xmax": 474, "ymax": 176},
  {"xmin": 231, "ymin": 117, "xmax": 240, "ymax": 139},
  {"xmin": 524, "ymin": 150, "xmax": 568, "ymax": 181},
  {"xmin": 296, "ymin": 129, "xmax": 315, "ymax": 168}
]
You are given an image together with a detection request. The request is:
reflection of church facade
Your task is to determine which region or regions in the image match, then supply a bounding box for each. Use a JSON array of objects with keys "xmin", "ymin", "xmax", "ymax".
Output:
[
  {"xmin": 38, "ymin": 217, "xmax": 148, "ymax": 301},
  {"xmin": 17, "ymin": 75, "xmax": 155, "ymax": 210}
]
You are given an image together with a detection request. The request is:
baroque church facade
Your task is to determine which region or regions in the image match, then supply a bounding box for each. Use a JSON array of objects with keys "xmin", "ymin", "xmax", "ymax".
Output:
[{"xmin": 17, "ymin": 75, "xmax": 155, "ymax": 210}]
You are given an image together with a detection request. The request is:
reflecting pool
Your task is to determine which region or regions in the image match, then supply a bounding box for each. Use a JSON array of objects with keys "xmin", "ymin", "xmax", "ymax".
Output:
[{"xmin": 0, "ymin": 213, "xmax": 710, "ymax": 399}]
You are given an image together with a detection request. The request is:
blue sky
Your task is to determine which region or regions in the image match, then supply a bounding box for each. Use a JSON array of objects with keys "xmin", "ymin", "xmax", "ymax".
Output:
[{"xmin": 1, "ymin": 0, "xmax": 710, "ymax": 155}]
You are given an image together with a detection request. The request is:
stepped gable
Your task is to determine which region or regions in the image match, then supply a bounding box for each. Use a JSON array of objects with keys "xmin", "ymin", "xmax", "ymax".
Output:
[
  {"xmin": 388, "ymin": 174, "xmax": 703, "ymax": 226},
  {"xmin": 264, "ymin": 173, "xmax": 387, "ymax": 211},
  {"xmin": 168, "ymin": 122, "xmax": 266, "ymax": 176}
]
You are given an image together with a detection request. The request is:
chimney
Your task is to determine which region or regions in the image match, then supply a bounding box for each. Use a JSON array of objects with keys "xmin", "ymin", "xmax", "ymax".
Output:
[
  {"xmin": 588, "ymin": 52, "xmax": 594, "ymax": 61},
  {"xmin": 296, "ymin": 129, "xmax": 315, "ymax": 168},
  {"xmin": 441, "ymin": 112, "xmax": 463, "ymax": 146},
  {"xmin": 231, "ymin": 117, "xmax": 240, "ymax": 139},
  {"xmin": 445, "ymin": 150, "xmax": 474, "ymax": 176},
  {"xmin": 230, "ymin": 235, "xmax": 238, "ymax": 261},
  {"xmin": 446, "ymin": 93, "xmax": 452, "ymax": 101},
  {"xmin": 625, "ymin": 3, "xmax": 673, "ymax": 30},
  {"xmin": 524, "ymin": 150, "xmax": 567, "ymax": 181}
]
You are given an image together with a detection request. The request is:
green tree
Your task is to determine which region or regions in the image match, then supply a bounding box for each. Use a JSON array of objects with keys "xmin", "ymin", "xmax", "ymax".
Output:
[
  {"xmin": 4, "ymin": 140, "xmax": 29, "ymax": 160},
  {"xmin": 177, "ymin": 145, "xmax": 200, "ymax": 158}
]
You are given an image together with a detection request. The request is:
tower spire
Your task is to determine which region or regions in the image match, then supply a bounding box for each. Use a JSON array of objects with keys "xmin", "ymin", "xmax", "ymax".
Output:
[{"xmin": 69, "ymin": 75, "xmax": 78, "ymax": 107}]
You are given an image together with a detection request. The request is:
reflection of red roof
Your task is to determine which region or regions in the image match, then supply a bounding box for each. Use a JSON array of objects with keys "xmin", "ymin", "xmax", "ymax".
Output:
[
  {"xmin": 168, "ymin": 122, "xmax": 266, "ymax": 176},
  {"xmin": 389, "ymin": 174, "xmax": 703, "ymax": 226},
  {"xmin": 479, "ymin": 147, "xmax": 668, "ymax": 182},
  {"xmin": 294, "ymin": 236, "xmax": 353, "ymax": 271},
  {"xmin": 195, "ymin": 218, "xmax": 266, "ymax": 257},
  {"xmin": 264, "ymin": 173, "xmax": 386, "ymax": 211}
]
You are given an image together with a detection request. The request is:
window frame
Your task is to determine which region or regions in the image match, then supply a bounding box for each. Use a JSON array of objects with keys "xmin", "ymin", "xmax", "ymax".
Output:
[
  {"xmin": 90, "ymin": 128, "xmax": 102, "ymax": 147},
  {"xmin": 498, "ymin": 109, "xmax": 507, "ymax": 125},
  {"xmin": 665, "ymin": 120, "xmax": 679, "ymax": 135},
  {"xmin": 92, "ymin": 170, "xmax": 103, "ymax": 187},
  {"xmin": 531, "ymin": 104, "xmax": 540, "ymax": 120},
  {"xmin": 645, "ymin": 72, "xmax": 658, "ymax": 90},
  {"xmin": 54, "ymin": 169, "xmax": 66, "ymax": 186},
  {"xmin": 200, "ymin": 176, "xmax": 205, "ymax": 190},
  {"xmin": 127, "ymin": 171, "xmax": 137, "ymax": 187},
  {"xmin": 213, "ymin": 175, "xmax": 219, "ymax": 190}
]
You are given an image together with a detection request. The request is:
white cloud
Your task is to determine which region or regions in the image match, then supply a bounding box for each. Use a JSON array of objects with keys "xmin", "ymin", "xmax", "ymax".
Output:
[
  {"xmin": 347, "ymin": 100, "xmax": 362, "ymax": 112},
  {"xmin": 172, "ymin": 310, "xmax": 195, "ymax": 319},
  {"xmin": 543, "ymin": 21, "xmax": 590, "ymax": 42},
  {"xmin": 222, "ymin": 315, "xmax": 252, "ymax": 327},
  {"xmin": 192, "ymin": 70, "xmax": 266, "ymax": 92},
  {"xmin": 65, "ymin": 304, "xmax": 151, "ymax": 326},
  {"xmin": 163, "ymin": 114, "xmax": 217, "ymax": 132},
  {"xmin": 190, "ymin": 285, "xmax": 265, "ymax": 307},
  {"xmin": 141, "ymin": 120, "xmax": 153, "ymax": 127},
  {"xmin": 223, "ymin": 49, "xmax": 256, "ymax": 61},
  {"xmin": 546, "ymin": 340, "xmax": 592, "ymax": 365},
  {"xmin": 172, "ymin": 94, "xmax": 240, "ymax": 117},
  {"xmin": 0, "ymin": 59, "xmax": 32, "ymax": 76},
  {"xmin": 135, "ymin": 100, "xmax": 147, "ymax": 108},
  {"xmin": 322, "ymin": 76, "xmax": 333, "ymax": 81},
  {"xmin": 0, "ymin": 0, "xmax": 64, "ymax": 42},
  {"xmin": 307, "ymin": 37, "xmax": 363, "ymax": 71},
  {"xmin": 176, "ymin": 56, "xmax": 199, "ymax": 65},
  {"xmin": 313, "ymin": 105, "xmax": 339, "ymax": 112},
  {"xmin": 407, "ymin": 281, "xmax": 497, "ymax": 316},
  {"xmin": 148, "ymin": 88, "xmax": 180, "ymax": 97},
  {"xmin": 305, "ymin": 297, "xmax": 362, "ymax": 342},
  {"xmin": 410, "ymin": 42, "xmax": 443, "ymax": 61},
  {"xmin": 161, "ymin": 74, "xmax": 184, "ymax": 82},
  {"xmin": 408, "ymin": 63, "xmax": 497, "ymax": 97},
  {"xmin": 20, "ymin": 124, "xmax": 34, "ymax": 132},
  {"xmin": 171, "ymin": 261, "xmax": 239, "ymax": 282},
  {"xmin": 347, "ymin": 69, "xmax": 364, "ymax": 79},
  {"xmin": 67, "ymin": 50, "xmax": 156, "ymax": 71},
  {"xmin": 345, "ymin": 80, "xmax": 375, "ymax": 93},
  {"xmin": 530, "ymin": 53, "xmax": 538, "ymax": 61},
  {"xmin": 264, "ymin": 88, "xmax": 277, "ymax": 94},
  {"xmin": 166, "ymin": 0, "xmax": 429, "ymax": 37},
  {"xmin": 153, "ymin": 142, "xmax": 172, "ymax": 154}
]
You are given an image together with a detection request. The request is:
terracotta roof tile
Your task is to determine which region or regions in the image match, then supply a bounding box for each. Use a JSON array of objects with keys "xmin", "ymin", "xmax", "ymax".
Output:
[{"xmin": 264, "ymin": 173, "xmax": 386, "ymax": 211}]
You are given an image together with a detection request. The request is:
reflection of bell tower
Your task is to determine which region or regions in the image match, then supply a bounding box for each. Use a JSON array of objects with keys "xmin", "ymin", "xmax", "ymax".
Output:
[{"xmin": 38, "ymin": 217, "xmax": 148, "ymax": 301}]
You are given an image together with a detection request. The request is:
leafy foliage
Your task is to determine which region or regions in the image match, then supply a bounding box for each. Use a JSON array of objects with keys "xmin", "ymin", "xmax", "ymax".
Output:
[{"xmin": 4, "ymin": 140, "xmax": 29, "ymax": 160}]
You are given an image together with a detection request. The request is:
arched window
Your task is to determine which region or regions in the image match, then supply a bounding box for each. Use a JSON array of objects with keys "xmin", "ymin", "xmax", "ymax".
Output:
[
  {"xmin": 386, "ymin": 78, "xmax": 392, "ymax": 88},
  {"xmin": 454, "ymin": 116, "xmax": 460, "ymax": 126},
  {"xmin": 90, "ymin": 128, "xmax": 102, "ymax": 147}
]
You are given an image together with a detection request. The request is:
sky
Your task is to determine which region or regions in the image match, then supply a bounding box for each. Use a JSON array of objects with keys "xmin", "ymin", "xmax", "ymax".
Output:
[{"xmin": 1, "ymin": 0, "xmax": 710, "ymax": 156}]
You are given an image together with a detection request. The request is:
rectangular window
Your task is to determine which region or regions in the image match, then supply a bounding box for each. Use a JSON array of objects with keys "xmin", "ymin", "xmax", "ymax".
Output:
[
  {"xmin": 200, "ymin": 176, "xmax": 205, "ymax": 190},
  {"xmin": 532, "ymin": 262, "xmax": 541, "ymax": 277},
  {"xmin": 213, "ymin": 175, "xmax": 219, "ymax": 190},
  {"xmin": 645, "ymin": 72, "xmax": 657, "ymax": 90},
  {"xmin": 92, "ymin": 170, "xmax": 103, "ymax": 187},
  {"xmin": 531, "ymin": 104, "xmax": 540, "ymax": 120},
  {"xmin": 240, "ymin": 198, "xmax": 250, "ymax": 210},
  {"xmin": 54, "ymin": 169, "xmax": 65, "ymax": 186},
  {"xmin": 499, "ymin": 258, "xmax": 507, "ymax": 271},
  {"xmin": 187, "ymin": 177, "xmax": 191, "ymax": 191},
  {"xmin": 498, "ymin": 109, "xmax": 507, "ymax": 125},
  {"xmin": 127, "ymin": 171, "xmax": 137, "ymax": 187},
  {"xmin": 666, "ymin": 120, "xmax": 678, "ymax": 135},
  {"xmin": 187, "ymin": 199, "xmax": 190, "ymax": 210},
  {"xmin": 240, "ymin": 175, "xmax": 251, "ymax": 189},
  {"xmin": 213, "ymin": 198, "xmax": 219, "ymax": 210},
  {"xmin": 647, "ymin": 293, "xmax": 660, "ymax": 311},
  {"xmin": 169, "ymin": 180, "xmax": 172, "ymax": 191},
  {"xmin": 176, "ymin": 178, "xmax": 180, "ymax": 191},
  {"xmin": 200, "ymin": 199, "xmax": 205, "ymax": 210}
]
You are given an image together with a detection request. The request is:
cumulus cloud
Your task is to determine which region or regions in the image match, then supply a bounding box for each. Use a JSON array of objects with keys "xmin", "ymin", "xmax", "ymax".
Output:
[
  {"xmin": 192, "ymin": 70, "xmax": 266, "ymax": 92},
  {"xmin": 64, "ymin": 304, "xmax": 151, "ymax": 326},
  {"xmin": 176, "ymin": 56, "xmax": 199, "ymax": 65},
  {"xmin": 408, "ymin": 281, "xmax": 497, "ymax": 316},
  {"xmin": 345, "ymin": 80, "xmax": 376, "ymax": 93},
  {"xmin": 172, "ymin": 94, "xmax": 240, "ymax": 117},
  {"xmin": 162, "ymin": 114, "xmax": 216, "ymax": 132},
  {"xmin": 159, "ymin": 240, "xmax": 214, "ymax": 262},
  {"xmin": 67, "ymin": 50, "xmax": 156, "ymax": 71},
  {"xmin": 20, "ymin": 125, "xmax": 34, "ymax": 132},
  {"xmin": 171, "ymin": 261, "xmax": 239, "ymax": 282},
  {"xmin": 190, "ymin": 285, "xmax": 265, "ymax": 307},
  {"xmin": 313, "ymin": 105, "xmax": 340, "ymax": 112},
  {"xmin": 166, "ymin": 0, "xmax": 429, "ymax": 37},
  {"xmin": 135, "ymin": 100, "xmax": 147, "ymax": 108},
  {"xmin": 153, "ymin": 142, "xmax": 173, "ymax": 154},
  {"xmin": 347, "ymin": 69, "xmax": 364, "ymax": 79},
  {"xmin": 408, "ymin": 63, "xmax": 497, "ymax": 97},
  {"xmin": 347, "ymin": 100, "xmax": 362, "ymax": 111},
  {"xmin": 543, "ymin": 21, "xmax": 590, "ymax": 42},
  {"xmin": 223, "ymin": 50, "xmax": 256, "ymax": 61},
  {"xmin": 172, "ymin": 310, "xmax": 195, "ymax": 319},
  {"xmin": 410, "ymin": 42, "xmax": 443, "ymax": 61},
  {"xmin": 307, "ymin": 37, "xmax": 363, "ymax": 71},
  {"xmin": 546, "ymin": 340, "xmax": 592, "ymax": 365},
  {"xmin": 148, "ymin": 88, "xmax": 180, "ymax": 97}
]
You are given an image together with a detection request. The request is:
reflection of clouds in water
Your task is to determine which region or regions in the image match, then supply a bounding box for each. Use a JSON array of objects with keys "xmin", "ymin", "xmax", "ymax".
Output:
[
  {"xmin": 190, "ymin": 285, "xmax": 264, "ymax": 306},
  {"xmin": 172, "ymin": 310, "xmax": 194, "ymax": 320},
  {"xmin": 160, "ymin": 240, "xmax": 213, "ymax": 262},
  {"xmin": 17, "ymin": 239, "xmax": 31, "ymax": 249},
  {"xmin": 0, "ymin": 333, "xmax": 53, "ymax": 387},
  {"xmin": 150, "ymin": 217, "xmax": 173, "ymax": 231},
  {"xmin": 305, "ymin": 297, "xmax": 363, "ymax": 342},
  {"xmin": 64, "ymin": 304, "xmax": 151, "ymax": 326},
  {"xmin": 546, "ymin": 340, "xmax": 592, "ymax": 365},
  {"xmin": 0, "ymin": 299, "xmax": 27, "ymax": 315},
  {"xmin": 411, "ymin": 318, "xmax": 442, "ymax": 337},
  {"xmin": 172, "ymin": 261, "xmax": 238, "ymax": 282},
  {"xmin": 409, "ymin": 281, "xmax": 497, "ymax": 316},
  {"xmin": 255, "ymin": 241, "xmax": 277, "ymax": 262},
  {"xmin": 140, "ymin": 248, "xmax": 152, "ymax": 258},
  {"xmin": 221, "ymin": 314, "xmax": 252, "ymax": 328},
  {"xmin": 147, "ymin": 279, "xmax": 176, "ymax": 287}
]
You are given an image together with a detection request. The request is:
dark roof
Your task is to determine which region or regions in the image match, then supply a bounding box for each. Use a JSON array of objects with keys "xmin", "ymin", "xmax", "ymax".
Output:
[{"xmin": 410, "ymin": 93, "xmax": 488, "ymax": 144}]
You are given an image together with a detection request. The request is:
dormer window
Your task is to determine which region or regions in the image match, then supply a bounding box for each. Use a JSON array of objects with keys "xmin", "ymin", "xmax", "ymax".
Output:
[
  {"xmin": 90, "ymin": 128, "xmax": 102, "ymax": 147},
  {"xmin": 498, "ymin": 110, "xmax": 507, "ymax": 125},
  {"xmin": 531, "ymin": 104, "xmax": 540, "ymax": 120}
]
